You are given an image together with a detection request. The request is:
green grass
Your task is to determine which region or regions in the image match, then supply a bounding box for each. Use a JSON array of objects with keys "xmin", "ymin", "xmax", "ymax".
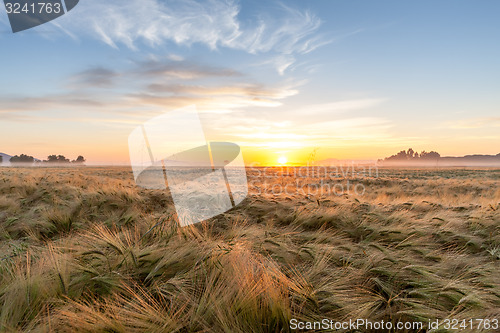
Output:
[{"xmin": 0, "ymin": 167, "xmax": 498, "ymax": 332}]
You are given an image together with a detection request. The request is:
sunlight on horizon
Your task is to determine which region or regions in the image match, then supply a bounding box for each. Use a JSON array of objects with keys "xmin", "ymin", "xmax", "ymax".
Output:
[{"xmin": 277, "ymin": 156, "xmax": 288, "ymax": 165}]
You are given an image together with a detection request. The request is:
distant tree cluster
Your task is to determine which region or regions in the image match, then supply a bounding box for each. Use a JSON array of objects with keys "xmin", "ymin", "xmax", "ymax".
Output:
[
  {"xmin": 8, "ymin": 154, "xmax": 86, "ymax": 165},
  {"xmin": 46, "ymin": 155, "xmax": 69, "ymax": 163},
  {"xmin": 383, "ymin": 148, "xmax": 441, "ymax": 161},
  {"xmin": 10, "ymin": 154, "xmax": 35, "ymax": 163},
  {"xmin": 44, "ymin": 155, "xmax": 86, "ymax": 164},
  {"xmin": 74, "ymin": 156, "xmax": 86, "ymax": 163},
  {"xmin": 0, "ymin": 156, "xmax": 2, "ymax": 163}
]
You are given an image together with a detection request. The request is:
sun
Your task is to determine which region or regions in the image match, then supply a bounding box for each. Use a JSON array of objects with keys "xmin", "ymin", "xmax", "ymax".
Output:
[{"xmin": 277, "ymin": 156, "xmax": 288, "ymax": 165}]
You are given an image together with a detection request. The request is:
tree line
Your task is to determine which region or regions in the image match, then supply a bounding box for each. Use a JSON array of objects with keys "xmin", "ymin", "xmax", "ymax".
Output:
[
  {"xmin": 382, "ymin": 148, "xmax": 441, "ymax": 161},
  {"xmin": 4, "ymin": 154, "xmax": 86, "ymax": 164}
]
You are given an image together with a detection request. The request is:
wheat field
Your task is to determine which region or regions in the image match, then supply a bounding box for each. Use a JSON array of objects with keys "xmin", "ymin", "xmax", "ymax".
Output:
[{"xmin": 0, "ymin": 167, "xmax": 498, "ymax": 332}]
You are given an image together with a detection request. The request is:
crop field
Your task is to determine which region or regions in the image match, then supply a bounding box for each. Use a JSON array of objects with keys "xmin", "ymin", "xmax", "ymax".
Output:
[{"xmin": 0, "ymin": 167, "xmax": 499, "ymax": 332}]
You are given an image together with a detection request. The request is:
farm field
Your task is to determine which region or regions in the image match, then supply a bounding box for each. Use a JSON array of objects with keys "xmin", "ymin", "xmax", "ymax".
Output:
[{"xmin": 0, "ymin": 167, "xmax": 499, "ymax": 332}]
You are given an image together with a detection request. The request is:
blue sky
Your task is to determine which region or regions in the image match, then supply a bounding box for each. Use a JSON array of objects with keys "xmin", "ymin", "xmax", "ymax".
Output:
[{"xmin": 0, "ymin": 0, "xmax": 499, "ymax": 164}]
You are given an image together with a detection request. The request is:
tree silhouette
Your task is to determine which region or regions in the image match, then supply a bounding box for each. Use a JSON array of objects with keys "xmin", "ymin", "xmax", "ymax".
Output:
[
  {"xmin": 420, "ymin": 151, "xmax": 440, "ymax": 160},
  {"xmin": 72, "ymin": 156, "xmax": 86, "ymax": 164},
  {"xmin": 47, "ymin": 155, "xmax": 58, "ymax": 163},
  {"xmin": 0, "ymin": 155, "xmax": 2, "ymax": 164},
  {"xmin": 45, "ymin": 155, "xmax": 70, "ymax": 163},
  {"xmin": 58, "ymin": 155, "xmax": 70, "ymax": 163},
  {"xmin": 384, "ymin": 149, "xmax": 440, "ymax": 161},
  {"xmin": 10, "ymin": 154, "xmax": 35, "ymax": 164}
]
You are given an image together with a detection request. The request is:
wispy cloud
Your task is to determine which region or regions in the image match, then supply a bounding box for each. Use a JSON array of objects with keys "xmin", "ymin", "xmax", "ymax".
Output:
[
  {"xmin": 54, "ymin": 0, "xmax": 329, "ymax": 74},
  {"xmin": 0, "ymin": 58, "xmax": 300, "ymax": 123},
  {"xmin": 206, "ymin": 115, "xmax": 394, "ymax": 150},
  {"xmin": 199, "ymin": 98, "xmax": 391, "ymax": 149},
  {"xmin": 261, "ymin": 55, "xmax": 296, "ymax": 76}
]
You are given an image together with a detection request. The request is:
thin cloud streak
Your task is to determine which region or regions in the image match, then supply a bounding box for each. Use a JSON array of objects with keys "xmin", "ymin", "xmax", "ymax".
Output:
[
  {"xmin": 0, "ymin": 94, "xmax": 106, "ymax": 111},
  {"xmin": 134, "ymin": 59, "xmax": 242, "ymax": 79},
  {"xmin": 147, "ymin": 83, "xmax": 298, "ymax": 99},
  {"xmin": 0, "ymin": 56, "xmax": 299, "ymax": 119}
]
